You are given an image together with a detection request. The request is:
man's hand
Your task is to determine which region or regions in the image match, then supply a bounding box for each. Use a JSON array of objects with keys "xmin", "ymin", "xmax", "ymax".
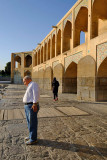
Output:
[{"xmin": 32, "ymin": 103, "xmax": 38, "ymax": 112}]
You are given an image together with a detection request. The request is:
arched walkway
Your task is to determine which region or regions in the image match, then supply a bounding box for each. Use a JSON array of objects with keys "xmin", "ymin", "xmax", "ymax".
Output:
[
  {"xmin": 57, "ymin": 29, "xmax": 61, "ymax": 56},
  {"xmin": 91, "ymin": 0, "xmax": 107, "ymax": 38},
  {"xmin": 25, "ymin": 55, "xmax": 32, "ymax": 67},
  {"xmin": 96, "ymin": 57, "xmax": 107, "ymax": 101},
  {"xmin": 63, "ymin": 62, "xmax": 77, "ymax": 93},
  {"xmin": 44, "ymin": 43, "xmax": 47, "ymax": 62},
  {"xmin": 74, "ymin": 7, "xmax": 88, "ymax": 47},
  {"xmin": 52, "ymin": 34, "xmax": 55, "ymax": 58},
  {"xmin": 63, "ymin": 21, "xmax": 71, "ymax": 52},
  {"xmin": 14, "ymin": 56, "xmax": 21, "ymax": 69},
  {"xmin": 48, "ymin": 39, "xmax": 50, "ymax": 60}
]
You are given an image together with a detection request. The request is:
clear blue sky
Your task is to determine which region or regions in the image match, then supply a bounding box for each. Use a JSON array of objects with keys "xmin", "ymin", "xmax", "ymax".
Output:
[{"xmin": 0, "ymin": 0, "xmax": 77, "ymax": 70}]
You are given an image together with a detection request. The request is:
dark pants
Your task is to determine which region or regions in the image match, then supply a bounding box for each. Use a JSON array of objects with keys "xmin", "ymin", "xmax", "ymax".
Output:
[
  {"xmin": 53, "ymin": 92, "xmax": 58, "ymax": 100},
  {"xmin": 24, "ymin": 104, "xmax": 39, "ymax": 142}
]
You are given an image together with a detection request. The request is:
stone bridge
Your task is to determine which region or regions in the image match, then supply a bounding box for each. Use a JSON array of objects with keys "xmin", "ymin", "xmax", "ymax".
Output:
[{"xmin": 11, "ymin": 0, "xmax": 107, "ymax": 102}]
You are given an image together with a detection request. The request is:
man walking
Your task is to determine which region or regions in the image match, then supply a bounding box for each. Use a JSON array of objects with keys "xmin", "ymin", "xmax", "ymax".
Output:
[{"xmin": 23, "ymin": 76, "xmax": 40, "ymax": 145}]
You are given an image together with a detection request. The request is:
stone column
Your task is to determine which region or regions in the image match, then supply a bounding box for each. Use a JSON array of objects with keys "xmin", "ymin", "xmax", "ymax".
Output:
[
  {"xmin": 87, "ymin": 0, "xmax": 92, "ymax": 54},
  {"xmin": 46, "ymin": 40, "xmax": 48, "ymax": 61},
  {"xmin": 43, "ymin": 42, "xmax": 45, "ymax": 62},
  {"xmin": 50, "ymin": 35, "xmax": 52, "ymax": 59},
  {"xmin": 32, "ymin": 50, "xmax": 35, "ymax": 67},
  {"xmin": 11, "ymin": 53, "xmax": 15, "ymax": 83},
  {"xmin": 61, "ymin": 22, "xmax": 63, "ymax": 55},
  {"xmin": 40, "ymin": 47, "xmax": 41, "ymax": 64},
  {"xmin": 72, "ymin": 8, "xmax": 75, "ymax": 48},
  {"xmin": 71, "ymin": 11, "xmax": 74, "ymax": 50},
  {"xmin": 21, "ymin": 53, "xmax": 25, "ymax": 80},
  {"xmin": 37, "ymin": 51, "xmax": 38, "ymax": 65}
]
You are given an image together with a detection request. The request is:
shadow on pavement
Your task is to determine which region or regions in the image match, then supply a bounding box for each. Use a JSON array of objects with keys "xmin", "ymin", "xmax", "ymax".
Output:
[{"xmin": 32, "ymin": 139, "xmax": 107, "ymax": 157}]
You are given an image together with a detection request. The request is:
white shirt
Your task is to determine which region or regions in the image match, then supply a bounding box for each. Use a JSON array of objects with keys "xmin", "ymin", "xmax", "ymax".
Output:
[{"xmin": 23, "ymin": 81, "xmax": 40, "ymax": 103}]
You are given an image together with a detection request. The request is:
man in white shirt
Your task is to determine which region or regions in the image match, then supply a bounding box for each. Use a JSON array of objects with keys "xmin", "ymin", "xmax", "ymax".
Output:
[{"xmin": 23, "ymin": 76, "xmax": 40, "ymax": 145}]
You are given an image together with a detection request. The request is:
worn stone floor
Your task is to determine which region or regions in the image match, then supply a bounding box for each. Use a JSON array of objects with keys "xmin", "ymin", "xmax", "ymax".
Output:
[{"xmin": 0, "ymin": 84, "xmax": 107, "ymax": 160}]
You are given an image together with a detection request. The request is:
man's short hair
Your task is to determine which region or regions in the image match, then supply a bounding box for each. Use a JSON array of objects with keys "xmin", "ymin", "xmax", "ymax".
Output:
[{"xmin": 23, "ymin": 76, "xmax": 32, "ymax": 81}]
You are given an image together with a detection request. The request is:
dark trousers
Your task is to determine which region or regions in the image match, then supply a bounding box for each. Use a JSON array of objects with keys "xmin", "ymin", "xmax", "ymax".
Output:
[{"xmin": 53, "ymin": 92, "xmax": 58, "ymax": 100}]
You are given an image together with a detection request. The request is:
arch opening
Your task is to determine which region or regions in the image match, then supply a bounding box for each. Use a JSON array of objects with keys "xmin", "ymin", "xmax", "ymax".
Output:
[
  {"xmin": 35, "ymin": 53, "xmax": 37, "ymax": 66},
  {"xmin": 80, "ymin": 31, "xmax": 85, "ymax": 45},
  {"xmin": 41, "ymin": 47, "xmax": 43, "ymax": 63},
  {"xmin": 63, "ymin": 62, "xmax": 77, "ymax": 93},
  {"xmin": 63, "ymin": 21, "xmax": 72, "ymax": 53},
  {"xmin": 44, "ymin": 43, "xmax": 47, "ymax": 62},
  {"xmin": 25, "ymin": 55, "xmax": 32, "ymax": 68},
  {"xmin": 91, "ymin": 0, "xmax": 107, "ymax": 38},
  {"xmin": 38, "ymin": 50, "xmax": 40, "ymax": 65},
  {"xmin": 96, "ymin": 57, "xmax": 107, "ymax": 101},
  {"xmin": 14, "ymin": 56, "xmax": 21, "ymax": 69},
  {"xmin": 74, "ymin": 7, "xmax": 88, "ymax": 47},
  {"xmin": 52, "ymin": 35, "xmax": 55, "ymax": 58},
  {"xmin": 48, "ymin": 39, "xmax": 50, "ymax": 60},
  {"xmin": 57, "ymin": 29, "xmax": 61, "ymax": 56},
  {"xmin": 24, "ymin": 70, "xmax": 31, "ymax": 77}
]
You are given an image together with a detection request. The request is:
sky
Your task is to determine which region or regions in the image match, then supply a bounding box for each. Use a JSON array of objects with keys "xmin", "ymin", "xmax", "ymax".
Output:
[{"xmin": 0, "ymin": 0, "xmax": 77, "ymax": 70}]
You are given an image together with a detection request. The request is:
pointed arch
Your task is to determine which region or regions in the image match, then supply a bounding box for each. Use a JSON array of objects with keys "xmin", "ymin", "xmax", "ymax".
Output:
[
  {"xmin": 35, "ymin": 52, "xmax": 37, "ymax": 66},
  {"xmin": 63, "ymin": 62, "xmax": 77, "ymax": 93},
  {"xmin": 38, "ymin": 49, "xmax": 40, "ymax": 65},
  {"xmin": 74, "ymin": 7, "xmax": 88, "ymax": 47},
  {"xmin": 96, "ymin": 57, "xmax": 107, "ymax": 101},
  {"xmin": 14, "ymin": 56, "xmax": 21, "ymax": 69},
  {"xmin": 44, "ymin": 43, "xmax": 47, "ymax": 61},
  {"xmin": 41, "ymin": 46, "xmax": 43, "ymax": 63},
  {"xmin": 24, "ymin": 70, "xmax": 31, "ymax": 77},
  {"xmin": 63, "ymin": 20, "xmax": 72, "ymax": 52},
  {"xmin": 52, "ymin": 34, "xmax": 55, "ymax": 58},
  {"xmin": 57, "ymin": 29, "xmax": 61, "ymax": 56},
  {"xmin": 25, "ymin": 55, "xmax": 32, "ymax": 67},
  {"xmin": 91, "ymin": 0, "xmax": 107, "ymax": 38},
  {"xmin": 48, "ymin": 39, "xmax": 50, "ymax": 60}
]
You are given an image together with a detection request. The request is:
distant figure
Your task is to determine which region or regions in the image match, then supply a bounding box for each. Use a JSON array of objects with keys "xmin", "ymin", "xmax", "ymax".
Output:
[{"xmin": 52, "ymin": 77, "xmax": 59, "ymax": 101}]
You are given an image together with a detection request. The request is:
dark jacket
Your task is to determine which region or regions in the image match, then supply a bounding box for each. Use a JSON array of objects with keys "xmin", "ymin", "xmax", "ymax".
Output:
[{"xmin": 52, "ymin": 79, "xmax": 59, "ymax": 93}]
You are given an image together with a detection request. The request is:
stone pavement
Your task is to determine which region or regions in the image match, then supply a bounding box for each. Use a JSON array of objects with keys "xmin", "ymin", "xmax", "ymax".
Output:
[{"xmin": 0, "ymin": 84, "xmax": 107, "ymax": 160}]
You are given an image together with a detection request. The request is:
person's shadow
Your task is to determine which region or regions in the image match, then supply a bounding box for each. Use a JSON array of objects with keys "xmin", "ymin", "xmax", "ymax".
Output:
[{"xmin": 30, "ymin": 139, "xmax": 107, "ymax": 157}]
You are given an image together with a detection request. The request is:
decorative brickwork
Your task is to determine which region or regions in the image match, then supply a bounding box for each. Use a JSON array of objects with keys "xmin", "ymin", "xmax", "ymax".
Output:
[
  {"xmin": 38, "ymin": 67, "xmax": 43, "ymax": 71},
  {"xmin": 53, "ymin": 60, "xmax": 59, "ymax": 69},
  {"xmin": 65, "ymin": 52, "xmax": 82, "ymax": 71},
  {"xmin": 97, "ymin": 42, "xmax": 107, "ymax": 70}
]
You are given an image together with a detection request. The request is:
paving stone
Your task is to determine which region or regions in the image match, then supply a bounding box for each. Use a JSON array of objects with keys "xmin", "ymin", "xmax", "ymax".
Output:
[
  {"xmin": 0, "ymin": 84, "xmax": 107, "ymax": 160},
  {"xmin": 56, "ymin": 106, "xmax": 89, "ymax": 116}
]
